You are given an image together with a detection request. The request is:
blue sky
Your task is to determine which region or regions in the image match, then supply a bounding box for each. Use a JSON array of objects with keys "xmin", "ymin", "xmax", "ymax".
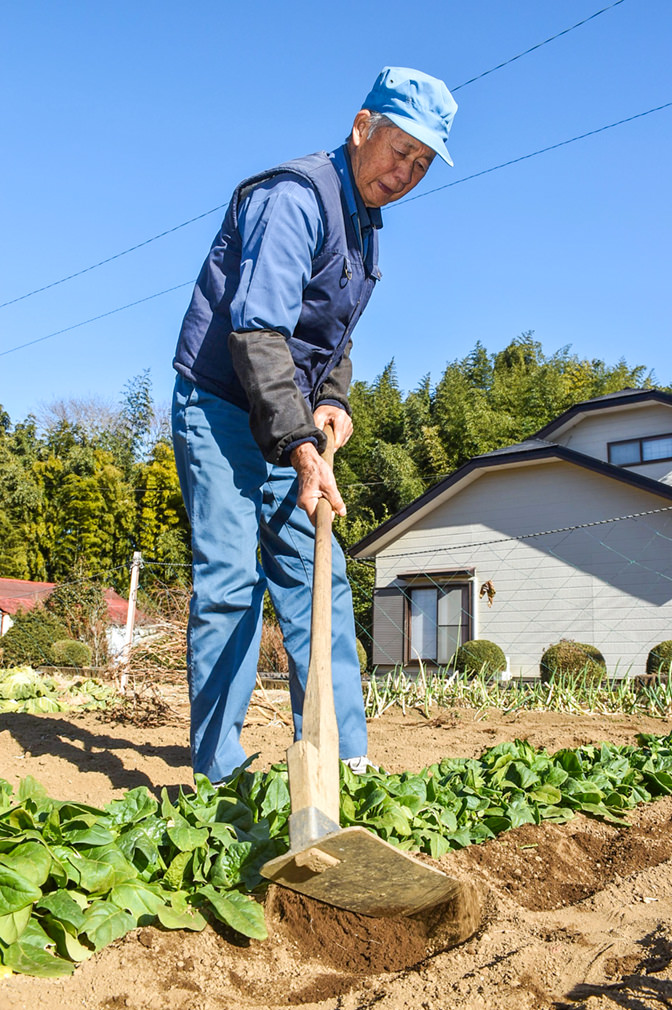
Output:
[{"xmin": 1, "ymin": 0, "xmax": 670, "ymax": 425}]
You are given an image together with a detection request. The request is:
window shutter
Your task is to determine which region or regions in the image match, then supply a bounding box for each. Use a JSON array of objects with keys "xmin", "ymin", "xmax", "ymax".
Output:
[{"xmin": 372, "ymin": 587, "xmax": 406, "ymax": 667}]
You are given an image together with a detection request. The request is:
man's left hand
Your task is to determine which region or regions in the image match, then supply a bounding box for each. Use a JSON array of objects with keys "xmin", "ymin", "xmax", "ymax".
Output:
[{"xmin": 313, "ymin": 404, "xmax": 353, "ymax": 450}]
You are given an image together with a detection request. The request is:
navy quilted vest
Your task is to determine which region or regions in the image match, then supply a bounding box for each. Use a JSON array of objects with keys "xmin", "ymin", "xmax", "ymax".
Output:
[{"xmin": 173, "ymin": 150, "xmax": 381, "ymax": 409}]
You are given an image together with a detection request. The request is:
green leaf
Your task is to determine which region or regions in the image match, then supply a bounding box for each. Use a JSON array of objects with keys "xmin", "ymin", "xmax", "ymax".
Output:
[
  {"xmin": 378, "ymin": 799, "xmax": 413, "ymax": 837},
  {"xmin": 41, "ymin": 915, "xmax": 94, "ymax": 962},
  {"xmin": 61, "ymin": 821, "xmax": 115, "ymax": 848},
  {"xmin": 0, "ymin": 904, "xmax": 32, "ymax": 944},
  {"xmin": 505, "ymin": 762, "xmax": 540, "ymax": 791},
  {"xmin": 17, "ymin": 776, "xmax": 48, "ymax": 804},
  {"xmin": 529, "ymin": 784, "xmax": 562, "ymax": 806},
  {"xmin": 444, "ymin": 827, "xmax": 473, "ymax": 849},
  {"xmin": 483, "ymin": 815, "xmax": 512, "ymax": 835},
  {"xmin": 209, "ymin": 842, "xmax": 253, "ymax": 889},
  {"xmin": 166, "ymin": 820, "xmax": 209, "ymax": 853},
  {"xmin": 60, "ymin": 850, "xmax": 116, "ymax": 895},
  {"xmin": 164, "ymin": 850, "xmax": 192, "ymax": 889},
  {"xmin": 0, "ymin": 778, "xmax": 14, "ymax": 808},
  {"xmin": 109, "ymin": 881, "xmax": 164, "ymax": 924},
  {"xmin": 506, "ymin": 798, "xmax": 537, "ymax": 829},
  {"xmin": 81, "ymin": 845, "xmax": 138, "ymax": 887},
  {"xmin": 198, "ymin": 885, "xmax": 267, "ymax": 940},
  {"xmin": 204, "ymin": 822, "xmax": 237, "ymax": 844},
  {"xmin": 105, "ymin": 787, "xmax": 159, "ymax": 826},
  {"xmin": 214, "ymin": 797, "xmax": 254, "ymax": 832},
  {"xmin": 425, "ymin": 831, "xmax": 453, "ymax": 858},
  {"xmin": 0, "ymin": 863, "xmax": 42, "ymax": 915},
  {"xmin": 438, "ymin": 808, "xmax": 458, "ymax": 832},
  {"xmin": 554, "ymin": 749, "xmax": 584, "ymax": 775},
  {"xmin": 36, "ymin": 890, "xmax": 87, "ymax": 933},
  {"xmin": 580, "ymin": 802, "xmax": 630, "ymax": 825},
  {"xmin": 116, "ymin": 824, "xmax": 164, "ymax": 876},
  {"xmin": 259, "ymin": 775, "xmax": 290, "ymax": 819},
  {"xmin": 0, "ymin": 841, "xmax": 52, "ymax": 887},
  {"xmin": 2, "ymin": 919, "xmax": 74, "ymax": 977},
  {"xmin": 644, "ymin": 770, "xmax": 672, "ymax": 795},
  {"xmin": 156, "ymin": 900, "xmax": 207, "ymax": 932},
  {"xmin": 80, "ymin": 900, "xmax": 136, "ymax": 951}
]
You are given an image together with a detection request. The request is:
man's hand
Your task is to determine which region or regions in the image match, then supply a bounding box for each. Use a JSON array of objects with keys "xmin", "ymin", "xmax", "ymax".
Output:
[
  {"xmin": 313, "ymin": 404, "xmax": 353, "ymax": 450},
  {"xmin": 290, "ymin": 441, "xmax": 346, "ymax": 522}
]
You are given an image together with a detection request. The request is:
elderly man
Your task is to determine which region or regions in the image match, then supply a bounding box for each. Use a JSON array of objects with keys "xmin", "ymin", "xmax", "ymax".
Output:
[{"xmin": 172, "ymin": 67, "xmax": 457, "ymax": 784}]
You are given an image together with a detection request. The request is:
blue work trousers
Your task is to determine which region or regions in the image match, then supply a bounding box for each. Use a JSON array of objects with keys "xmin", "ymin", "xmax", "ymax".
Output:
[{"xmin": 171, "ymin": 374, "xmax": 368, "ymax": 783}]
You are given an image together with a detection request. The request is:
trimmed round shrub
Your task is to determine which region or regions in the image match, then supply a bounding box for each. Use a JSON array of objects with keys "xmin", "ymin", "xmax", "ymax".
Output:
[
  {"xmin": 0, "ymin": 607, "xmax": 69, "ymax": 667},
  {"xmin": 540, "ymin": 639, "xmax": 606, "ymax": 685},
  {"xmin": 453, "ymin": 640, "xmax": 506, "ymax": 676},
  {"xmin": 52, "ymin": 639, "xmax": 93, "ymax": 668},
  {"xmin": 646, "ymin": 640, "xmax": 672, "ymax": 677},
  {"xmin": 356, "ymin": 638, "xmax": 368, "ymax": 674}
]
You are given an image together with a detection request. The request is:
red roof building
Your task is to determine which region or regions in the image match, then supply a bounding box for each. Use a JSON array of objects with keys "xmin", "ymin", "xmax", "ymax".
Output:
[{"xmin": 0, "ymin": 577, "xmax": 132, "ymax": 628}]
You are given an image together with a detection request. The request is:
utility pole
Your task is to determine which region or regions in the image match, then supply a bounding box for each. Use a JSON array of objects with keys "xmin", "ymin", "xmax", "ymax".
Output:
[{"xmin": 120, "ymin": 551, "xmax": 143, "ymax": 692}]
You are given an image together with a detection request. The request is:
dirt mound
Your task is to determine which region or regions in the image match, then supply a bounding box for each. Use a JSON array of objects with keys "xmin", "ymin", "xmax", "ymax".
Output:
[
  {"xmin": 453, "ymin": 796, "xmax": 672, "ymax": 911},
  {"xmin": 265, "ymin": 877, "xmax": 483, "ymax": 976}
]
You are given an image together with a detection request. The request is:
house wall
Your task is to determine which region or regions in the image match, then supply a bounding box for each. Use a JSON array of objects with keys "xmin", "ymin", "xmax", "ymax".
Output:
[
  {"xmin": 370, "ymin": 460, "xmax": 672, "ymax": 677},
  {"xmin": 553, "ymin": 404, "xmax": 672, "ymax": 482}
]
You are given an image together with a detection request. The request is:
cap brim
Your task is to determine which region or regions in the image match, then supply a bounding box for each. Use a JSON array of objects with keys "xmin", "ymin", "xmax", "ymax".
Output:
[{"xmin": 382, "ymin": 111, "xmax": 453, "ymax": 166}]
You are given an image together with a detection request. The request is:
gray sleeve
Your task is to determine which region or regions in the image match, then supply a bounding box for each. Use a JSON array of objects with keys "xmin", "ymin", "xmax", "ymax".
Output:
[
  {"xmin": 314, "ymin": 340, "xmax": 353, "ymax": 415},
  {"xmin": 228, "ymin": 328, "xmax": 327, "ymax": 465}
]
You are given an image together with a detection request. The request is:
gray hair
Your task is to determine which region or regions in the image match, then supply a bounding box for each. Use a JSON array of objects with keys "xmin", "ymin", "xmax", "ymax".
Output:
[
  {"xmin": 346, "ymin": 111, "xmax": 395, "ymax": 144},
  {"xmin": 365, "ymin": 111, "xmax": 395, "ymax": 137}
]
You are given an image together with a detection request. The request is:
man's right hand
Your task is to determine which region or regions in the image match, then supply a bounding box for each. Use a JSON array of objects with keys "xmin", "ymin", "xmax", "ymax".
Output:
[{"xmin": 289, "ymin": 442, "xmax": 346, "ymax": 522}]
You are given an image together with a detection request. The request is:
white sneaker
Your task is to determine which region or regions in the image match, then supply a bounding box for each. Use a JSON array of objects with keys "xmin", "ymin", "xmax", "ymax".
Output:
[{"xmin": 343, "ymin": 755, "xmax": 378, "ymax": 775}]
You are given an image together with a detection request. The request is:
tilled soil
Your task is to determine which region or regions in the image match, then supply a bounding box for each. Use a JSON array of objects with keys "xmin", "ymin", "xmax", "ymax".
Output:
[{"xmin": 1, "ymin": 684, "xmax": 671, "ymax": 1010}]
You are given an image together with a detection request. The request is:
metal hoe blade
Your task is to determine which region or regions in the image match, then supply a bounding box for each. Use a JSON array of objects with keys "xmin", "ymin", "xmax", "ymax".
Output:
[{"xmin": 262, "ymin": 825, "xmax": 460, "ymax": 918}]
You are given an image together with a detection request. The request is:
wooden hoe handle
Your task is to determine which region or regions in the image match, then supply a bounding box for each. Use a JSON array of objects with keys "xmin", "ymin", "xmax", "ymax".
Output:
[{"xmin": 285, "ymin": 425, "xmax": 340, "ymax": 826}]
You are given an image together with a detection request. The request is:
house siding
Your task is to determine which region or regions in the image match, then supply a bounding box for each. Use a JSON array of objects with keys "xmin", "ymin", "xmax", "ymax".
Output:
[
  {"xmin": 371, "ymin": 461, "xmax": 672, "ymax": 677},
  {"xmin": 552, "ymin": 403, "xmax": 672, "ymax": 464}
]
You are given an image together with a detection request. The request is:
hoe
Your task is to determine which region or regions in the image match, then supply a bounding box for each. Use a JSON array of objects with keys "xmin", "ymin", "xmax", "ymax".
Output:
[{"xmin": 262, "ymin": 426, "xmax": 460, "ymax": 917}]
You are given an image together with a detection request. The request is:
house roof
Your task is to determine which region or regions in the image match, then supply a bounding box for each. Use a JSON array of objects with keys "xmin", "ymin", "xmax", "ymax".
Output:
[
  {"xmin": 0, "ymin": 578, "xmax": 54, "ymax": 615},
  {"xmin": 349, "ymin": 439, "xmax": 672, "ymax": 559},
  {"xmin": 534, "ymin": 387, "xmax": 672, "ymax": 440},
  {"xmin": 0, "ymin": 577, "xmax": 133, "ymax": 625}
]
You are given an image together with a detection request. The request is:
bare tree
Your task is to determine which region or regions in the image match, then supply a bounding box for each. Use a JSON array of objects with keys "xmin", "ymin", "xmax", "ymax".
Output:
[{"xmin": 34, "ymin": 395, "xmax": 123, "ymax": 438}]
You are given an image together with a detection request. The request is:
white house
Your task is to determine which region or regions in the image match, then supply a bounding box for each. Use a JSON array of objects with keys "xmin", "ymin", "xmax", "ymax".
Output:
[{"xmin": 350, "ymin": 388, "xmax": 672, "ymax": 679}]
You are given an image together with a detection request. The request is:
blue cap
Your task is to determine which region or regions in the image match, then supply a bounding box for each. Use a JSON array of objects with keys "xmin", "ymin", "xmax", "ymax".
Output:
[{"xmin": 362, "ymin": 66, "xmax": 457, "ymax": 166}]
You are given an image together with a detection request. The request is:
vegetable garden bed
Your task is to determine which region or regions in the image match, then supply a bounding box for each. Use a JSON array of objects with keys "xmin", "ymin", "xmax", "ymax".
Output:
[{"xmin": 1, "ymin": 684, "xmax": 671, "ymax": 1009}]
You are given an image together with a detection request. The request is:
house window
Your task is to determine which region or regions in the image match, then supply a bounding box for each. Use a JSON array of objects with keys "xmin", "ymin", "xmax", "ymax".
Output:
[
  {"xmin": 608, "ymin": 433, "xmax": 672, "ymax": 467},
  {"xmin": 407, "ymin": 584, "xmax": 470, "ymax": 665}
]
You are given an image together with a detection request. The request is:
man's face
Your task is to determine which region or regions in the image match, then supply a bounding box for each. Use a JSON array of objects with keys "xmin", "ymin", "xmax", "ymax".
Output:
[{"xmin": 348, "ymin": 110, "xmax": 435, "ymax": 208}]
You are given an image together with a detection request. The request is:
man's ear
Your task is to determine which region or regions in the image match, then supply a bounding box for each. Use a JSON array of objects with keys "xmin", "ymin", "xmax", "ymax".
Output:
[{"xmin": 350, "ymin": 109, "xmax": 372, "ymax": 149}]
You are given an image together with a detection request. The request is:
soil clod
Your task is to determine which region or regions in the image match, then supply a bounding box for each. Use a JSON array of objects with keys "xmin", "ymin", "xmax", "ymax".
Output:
[{"xmin": 265, "ymin": 878, "xmax": 483, "ymax": 975}]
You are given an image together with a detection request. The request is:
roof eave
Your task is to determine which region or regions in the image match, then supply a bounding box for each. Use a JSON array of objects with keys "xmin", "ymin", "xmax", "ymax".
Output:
[
  {"xmin": 349, "ymin": 443, "xmax": 672, "ymax": 559},
  {"xmin": 534, "ymin": 388, "xmax": 672, "ymax": 440}
]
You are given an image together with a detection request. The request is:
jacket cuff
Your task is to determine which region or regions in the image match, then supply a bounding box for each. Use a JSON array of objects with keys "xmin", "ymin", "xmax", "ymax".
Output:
[
  {"xmin": 314, "ymin": 396, "xmax": 351, "ymax": 415},
  {"xmin": 277, "ymin": 434, "xmax": 323, "ymax": 467},
  {"xmin": 229, "ymin": 328, "xmax": 328, "ymax": 464}
]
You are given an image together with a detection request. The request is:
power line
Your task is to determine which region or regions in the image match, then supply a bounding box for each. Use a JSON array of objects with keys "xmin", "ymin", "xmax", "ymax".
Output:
[
  {"xmin": 374, "ymin": 504, "xmax": 672, "ymax": 563},
  {"xmin": 0, "ymin": 1, "xmax": 628, "ymax": 312},
  {"xmin": 451, "ymin": 0, "xmax": 627, "ymax": 92},
  {"xmin": 2, "ymin": 98, "xmax": 669, "ymax": 360},
  {"xmin": 394, "ymin": 101, "xmax": 672, "ymax": 208},
  {"xmin": 0, "ymin": 281, "xmax": 195, "ymax": 359},
  {"xmin": 0, "ymin": 206, "xmax": 226, "ymax": 311}
]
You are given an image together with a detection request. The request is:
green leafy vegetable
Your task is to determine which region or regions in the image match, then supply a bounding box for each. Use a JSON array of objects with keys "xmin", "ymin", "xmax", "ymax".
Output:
[{"xmin": 2, "ymin": 731, "xmax": 672, "ymax": 978}]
